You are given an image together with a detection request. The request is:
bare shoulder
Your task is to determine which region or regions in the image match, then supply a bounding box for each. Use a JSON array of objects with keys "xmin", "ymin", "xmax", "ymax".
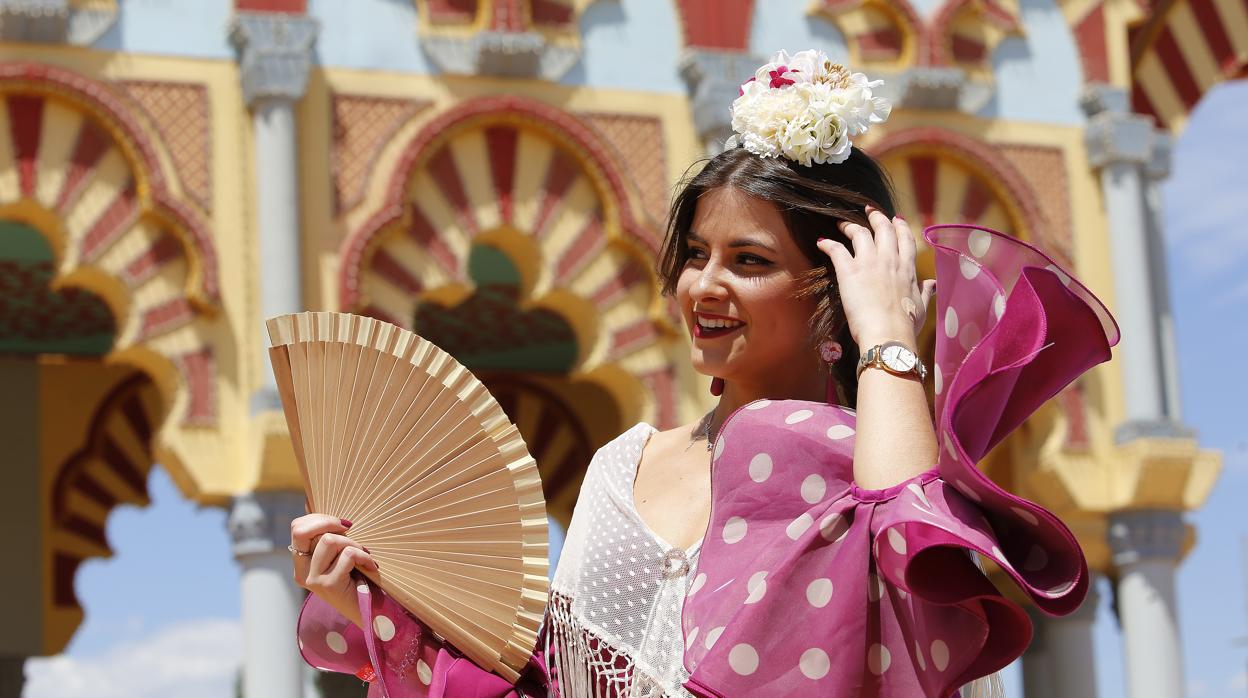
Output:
[{"xmin": 642, "ymin": 420, "xmax": 701, "ymax": 457}]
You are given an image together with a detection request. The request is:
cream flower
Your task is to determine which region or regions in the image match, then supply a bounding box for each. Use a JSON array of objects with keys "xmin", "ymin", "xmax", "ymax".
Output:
[{"xmin": 728, "ymin": 49, "xmax": 891, "ymax": 166}]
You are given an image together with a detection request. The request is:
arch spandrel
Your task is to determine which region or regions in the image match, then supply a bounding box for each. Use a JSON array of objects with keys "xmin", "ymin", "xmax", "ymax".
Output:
[{"xmin": 342, "ymin": 97, "xmax": 684, "ymax": 435}]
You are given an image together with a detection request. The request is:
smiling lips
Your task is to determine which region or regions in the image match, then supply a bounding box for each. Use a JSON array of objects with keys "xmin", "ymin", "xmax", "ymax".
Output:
[{"xmin": 693, "ymin": 312, "xmax": 746, "ymax": 338}]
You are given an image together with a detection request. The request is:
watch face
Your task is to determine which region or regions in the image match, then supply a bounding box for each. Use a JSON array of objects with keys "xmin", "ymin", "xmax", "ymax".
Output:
[{"xmin": 881, "ymin": 344, "xmax": 917, "ymax": 372}]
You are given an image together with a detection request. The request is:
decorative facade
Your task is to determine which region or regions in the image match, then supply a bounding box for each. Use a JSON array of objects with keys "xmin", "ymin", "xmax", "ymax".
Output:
[{"xmin": 0, "ymin": 0, "xmax": 1238, "ymax": 695}]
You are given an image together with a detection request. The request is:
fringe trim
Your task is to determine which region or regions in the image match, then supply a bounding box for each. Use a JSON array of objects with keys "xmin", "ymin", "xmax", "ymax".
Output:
[{"xmin": 544, "ymin": 593, "xmax": 635, "ymax": 698}]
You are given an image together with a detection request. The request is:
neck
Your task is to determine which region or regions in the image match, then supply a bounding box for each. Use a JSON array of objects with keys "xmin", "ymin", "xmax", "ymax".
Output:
[{"xmin": 709, "ymin": 365, "xmax": 831, "ymax": 434}]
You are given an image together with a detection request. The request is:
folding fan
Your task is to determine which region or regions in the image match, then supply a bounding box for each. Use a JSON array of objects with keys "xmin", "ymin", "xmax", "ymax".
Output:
[{"xmin": 267, "ymin": 311, "xmax": 549, "ymax": 683}]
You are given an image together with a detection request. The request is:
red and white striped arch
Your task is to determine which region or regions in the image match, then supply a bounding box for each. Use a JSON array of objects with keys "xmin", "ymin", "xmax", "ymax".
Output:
[
  {"xmin": 0, "ymin": 63, "xmax": 220, "ymax": 427},
  {"xmin": 871, "ymin": 127, "xmax": 1051, "ymax": 272},
  {"xmin": 340, "ymin": 96, "xmax": 681, "ymax": 426},
  {"xmin": 1129, "ymin": 0, "xmax": 1248, "ymax": 131}
]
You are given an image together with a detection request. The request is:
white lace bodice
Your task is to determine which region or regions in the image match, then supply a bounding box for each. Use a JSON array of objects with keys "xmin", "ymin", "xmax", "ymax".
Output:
[{"xmin": 545, "ymin": 423, "xmax": 703, "ymax": 698}]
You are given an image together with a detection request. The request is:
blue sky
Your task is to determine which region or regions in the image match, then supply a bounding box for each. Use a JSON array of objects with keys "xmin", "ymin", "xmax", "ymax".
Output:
[{"xmin": 24, "ymin": 82, "xmax": 1248, "ymax": 696}]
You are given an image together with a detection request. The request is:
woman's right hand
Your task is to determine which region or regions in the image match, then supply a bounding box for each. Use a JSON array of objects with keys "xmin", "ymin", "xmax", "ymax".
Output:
[{"xmin": 290, "ymin": 513, "xmax": 379, "ymax": 629}]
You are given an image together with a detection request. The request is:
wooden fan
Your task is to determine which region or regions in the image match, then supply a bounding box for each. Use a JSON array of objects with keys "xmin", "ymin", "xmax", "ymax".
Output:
[{"xmin": 267, "ymin": 311, "xmax": 549, "ymax": 683}]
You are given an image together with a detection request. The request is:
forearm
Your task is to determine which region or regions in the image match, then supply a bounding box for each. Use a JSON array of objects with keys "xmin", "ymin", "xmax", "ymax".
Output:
[{"xmin": 851, "ymin": 330, "xmax": 938, "ymax": 490}]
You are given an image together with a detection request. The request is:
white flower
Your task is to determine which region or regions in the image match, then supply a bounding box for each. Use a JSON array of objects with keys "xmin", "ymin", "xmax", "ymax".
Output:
[{"xmin": 728, "ymin": 49, "xmax": 891, "ymax": 167}]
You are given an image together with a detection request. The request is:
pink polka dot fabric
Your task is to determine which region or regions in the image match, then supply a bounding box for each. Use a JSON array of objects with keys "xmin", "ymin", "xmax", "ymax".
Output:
[{"xmin": 680, "ymin": 224, "xmax": 1119, "ymax": 697}]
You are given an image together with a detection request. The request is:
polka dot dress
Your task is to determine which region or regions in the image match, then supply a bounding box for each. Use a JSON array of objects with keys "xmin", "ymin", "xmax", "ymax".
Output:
[{"xmin": 680, "ymin": 225, "xmax": 1119, "ymax": 697}]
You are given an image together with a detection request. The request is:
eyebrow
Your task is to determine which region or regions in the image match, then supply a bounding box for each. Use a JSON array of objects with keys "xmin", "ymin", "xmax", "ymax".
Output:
[{"xmin": 687, "ymin": 232, "xmax": 777, "ymax": 253}]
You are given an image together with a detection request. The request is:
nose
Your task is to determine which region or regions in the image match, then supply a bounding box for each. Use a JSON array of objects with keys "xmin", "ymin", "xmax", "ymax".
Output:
[{"xmin": 690, "ymin": 258, "xmax": 730, "ymax": 301}]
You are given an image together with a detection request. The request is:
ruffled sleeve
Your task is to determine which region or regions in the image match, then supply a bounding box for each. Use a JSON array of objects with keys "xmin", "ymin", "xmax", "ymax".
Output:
[
  {"xmin": 297, "ymin": 578, "xmax": 545, "ymax": 697},
  {"xmin": 680, "ymin": 225, "xmax": 1119, "ymax": 697}
]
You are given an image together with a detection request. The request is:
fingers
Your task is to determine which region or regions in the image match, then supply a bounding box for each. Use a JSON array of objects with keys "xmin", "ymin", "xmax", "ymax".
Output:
[
  {"xmin": 816, "ymin": 236, "xmax": 852, "ymax": 270},
  {"xmin": 837, "ymin": 220, "xmax": 873, "ymax": 259},
  {"xmin": 922, "ymin": 279, "xmax": 937, "ymax": 306},
  {"xmin": 894, "ymin": 215, "xmax": 917, "ymax": 267},
  {"xmin": 290, "ymin": 513, "xmax": 352, "ymax": 554},
  {"xmin": 865, "ymin": 206, "xmax": 897, "ymax": 259}
]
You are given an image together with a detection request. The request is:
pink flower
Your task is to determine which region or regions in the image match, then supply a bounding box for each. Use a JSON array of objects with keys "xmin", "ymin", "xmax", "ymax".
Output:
[{"xmin": 768, "ymin": 65, "xmax": 795, "ymax": 89}]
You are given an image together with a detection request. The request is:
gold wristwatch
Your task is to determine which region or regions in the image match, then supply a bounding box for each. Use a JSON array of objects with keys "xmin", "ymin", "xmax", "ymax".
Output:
[{"xmin": 856, "ymin": 340, "xmax": 927, "ymax": 381}]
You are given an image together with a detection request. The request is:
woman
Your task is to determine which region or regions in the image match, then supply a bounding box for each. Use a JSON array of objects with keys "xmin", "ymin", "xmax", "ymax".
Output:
[{"xmin": 289, "ymin": 51, "xmax": 1119, "ymax": 697}]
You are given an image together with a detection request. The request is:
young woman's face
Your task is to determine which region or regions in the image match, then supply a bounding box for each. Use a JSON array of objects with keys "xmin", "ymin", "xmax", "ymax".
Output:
[{"xmin": 676, "ymin": 185, "xmax": 823, "ymax": 385}]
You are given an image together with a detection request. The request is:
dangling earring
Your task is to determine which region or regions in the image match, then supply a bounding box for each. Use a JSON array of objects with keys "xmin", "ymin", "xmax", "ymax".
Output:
[
  {"xmin": 819, "ymin": 340, "xmax": 843, "ymax": 405},
  {"xmin": 710, "ymin": 377, "xmax": 724, "ymax": 396}
]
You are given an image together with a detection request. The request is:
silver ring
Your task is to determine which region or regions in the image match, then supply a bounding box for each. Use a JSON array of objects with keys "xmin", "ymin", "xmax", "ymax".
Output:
[{"xmin": 288, "ymin": 544, "xmax": 312, "ymax": 557}]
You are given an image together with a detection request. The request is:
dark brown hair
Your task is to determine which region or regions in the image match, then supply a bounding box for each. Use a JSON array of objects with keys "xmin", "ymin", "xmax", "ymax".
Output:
[{"xmin": 657, "ymin": 145, "xmax": 897, "ymax": 408}]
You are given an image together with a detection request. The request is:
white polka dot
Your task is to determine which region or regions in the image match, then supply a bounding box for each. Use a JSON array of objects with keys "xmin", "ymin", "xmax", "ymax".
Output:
[
  {"xmin": 907, "ymin": 482, "xmax": 932, "ymax": 510},
  {"xmin": 1025, "ymin": 544, "xmax": 1049, "ymax": 571},
  {"xmin": 373, "ymin": 614, "xmax": 396, "ymax": 641},
  {"xmin": 944, "ymin": 306, "xmax": 959, "ymax": 338},
  {"xmin": 785, "ymin": 409, "xmax": 813, "ymax": 424},
  {"xmin": 745, "ymin": 400, "xmax": 772, "ymax": 410},
  {"xmin": 934, "ymin": 363, "xmax": 943, "ymax": 394},
  {"xmin": 930, "ymin": 640, "xmax": 950, "ymax": 671},
  {"xmin": 723, "ymin": 517, "xmax": 748, "ymax": 544},
  {"xmin": 993, "ymin": 292, "xmax": 1006, "ymax": 320},
  {"xmin": 820, "ymin": 513, "xmax": 849, "ymax": 542},
  {"xmin": 748, "ymin": 452, "xmax": 773, "ymax": 482},
  {"xmin": 868, "ymin": 643, "xmax": 892, "ymax": 674},
  {"xmin": 801, "ymin": 474, "xmax": 827, "ymax": 503},
  {"xmin": 1011, "ymin": 506, "xmax": 1039, "ymax": 526},
  {"xmin": 887, "ymin": 527, "xmax": 907, "ymax": 554},
  {"xmin": 689, "ymin": 572, "xmax": 707, "ymax": 595},
  {"xmin": 714, "ymin": 435, "xmax": 726, "ymax": 460},
  {"xmin": 959, "ymin": 256, "xmax": 981, "ymax": 279},
  {"xmin": 357, "ymin": 583, "xmax": 371, "ymax": 594},
  {"xmin": 1045, "ymin": 263, "xmax": 1072, "ymax": 286},
  {"xmin": 745, "ymin": 571, "xmax": 768, "ymax": 604},
  {"xmin": 915, "ymin": 641, "xmax": 927, "ymax": 671},
  {"xmin": 959, "ymin": 322, "xmax": 981, "ymax": 351},
  {"xmin": 806, "ymin": 578, "xmax": 834, "ymax": 607},
  {"xmin": 969, "ymin": 229, "xmax": 992, "ymax": 258},
  {"xmin": 943, "ymin": 434, "xmax": 959, "ymax": 461},
  {"xmin": 825, "ymin": 423, "xmax": 855, "ymax": 439},
  {"xmin": 417, "ymin": 658, "xmax": 433, "ymax": 684},
  {"xmin": 705, "ymin": 626, "xmax": 724, "ymax": 649},
  {"xmin": 298, "ymin": 637, "xmax": 304, "ymax": 651},
  {"xmin": 687, "ymin": 626, "xmax": 699, "ymax": 646},
  {"xmin": 729, "ymin": 643, "xmax": 760, "ymax": 675},
  {"xmin": 786, "ymin": 512, "xmax": 814, "ymax": 539},
  {"xmin": 955, "ymin": 479, "xmax": 982, "ymax": 502},
  {"xmin": 868, "ymin": 573, "xmax": 884, "ymax": 602},
  {"xmin": 800, "ymin": 647, "xmax": 830, "ymax": 679},
  {"xmin": 325, "ymin": 631, "xmax": 348, "ymax": 654}
]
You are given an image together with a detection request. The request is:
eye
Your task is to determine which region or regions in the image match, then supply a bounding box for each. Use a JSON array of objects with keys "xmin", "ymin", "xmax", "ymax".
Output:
[
  {"xmin": 687, "ymin": 246, "xmax": 708, "ymax": 260},
  {"xmin": 737, "ymin": 253, "xmax": 772, "ymax": 266}
]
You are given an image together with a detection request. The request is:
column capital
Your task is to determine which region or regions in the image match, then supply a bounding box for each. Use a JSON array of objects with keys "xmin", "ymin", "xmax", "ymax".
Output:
[
  {"xmin": 1108, "ymin": 509, "xmax": 1185, "ymax": 566},
  {"xmin": 229, "ymin": 12, "xmax": 319, "ymax": 106},
  {"xmin": 228, "ymin": 490, "xmax": 306, "ymax": 558},
  {"xmin": 1084, "ymin": 110, "xmax": 1155, "ymax": 169},
  {"xmin": 1147, "ymin": 129, "xmax": 1173, "ymax": 180},
  {"xmin": 678, "ymin": 49, "xmax": 764, "ymax": 154}
]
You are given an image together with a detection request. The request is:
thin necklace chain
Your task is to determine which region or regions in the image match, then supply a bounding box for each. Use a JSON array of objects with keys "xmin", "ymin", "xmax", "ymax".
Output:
[{"xmin": 686, "ymin": 406, "xmax": 718, "ymax": 452}]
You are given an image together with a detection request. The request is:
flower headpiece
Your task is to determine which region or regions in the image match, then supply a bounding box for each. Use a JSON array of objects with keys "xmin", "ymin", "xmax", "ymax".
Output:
[{"xmin": 725, "ymin": 49, "xmax": 892, "ymax": 167}]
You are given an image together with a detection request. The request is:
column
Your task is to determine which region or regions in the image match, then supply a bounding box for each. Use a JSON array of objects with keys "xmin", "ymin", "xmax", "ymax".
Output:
[
  {"xmin": 229, "ymin": 10, "xmax": 318, "ymax": 412},
  {"xmin": 1143, "ymin": 131, "xmax": 1185, "ymax": 422},
  {"xmin": 1021, "ymin": 579, "xmax": 1099, "ymax": 698},
  {"xmin": 678, "ymin": 50, "xmax": 763, "ymax": 155},
  {"xmin": 229, "ymin": 11, "xmax": 319, "ymax": 698},
  {"xmin": 1108, "ymin": 509, "xmax": 1186, "ymax": 698},
  {"xmin": 228, "ymin": 492, "xmax": 309, "ymax": 698}
]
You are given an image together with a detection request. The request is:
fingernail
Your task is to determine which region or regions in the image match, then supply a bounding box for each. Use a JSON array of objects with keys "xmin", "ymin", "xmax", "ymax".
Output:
[
  {"xmin": 817, "ymin": 237, "xmax": 828, "ymax": 243},
  {"xmin": 362, "ymin": 546, "xmax": 371, "ymax": 553},
  {"xmin": 896, "ymin": 214, "xmax": 906, "ymax": 221},
  {"xmin": 340, "ymin": 518, "xmax": 353, "ymax": 528}
]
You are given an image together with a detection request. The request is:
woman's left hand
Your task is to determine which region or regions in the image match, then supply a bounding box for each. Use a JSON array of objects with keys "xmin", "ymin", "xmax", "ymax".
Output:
[{"xmin": 815, "ymin": 207, "xmax": 936, "ymax": 347}]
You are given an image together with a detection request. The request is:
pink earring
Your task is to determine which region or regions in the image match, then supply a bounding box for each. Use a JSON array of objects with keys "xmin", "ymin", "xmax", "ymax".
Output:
[
  {"xmin": 710, "ymin": 377, "xmax": 724, "ymax": 396},
  {"xmin": 820, "ymin": 341, "xmax": 843, "ymax": 363}
]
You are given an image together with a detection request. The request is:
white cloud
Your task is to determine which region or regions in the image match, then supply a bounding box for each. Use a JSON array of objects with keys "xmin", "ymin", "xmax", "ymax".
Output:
[
  {"xmin": 25, "ymin": 619, "xmax": 242, "ymax": 698},
  {"xmin": 1230, "ymin": 669, "xmax": 1247, "ymax": 692}
]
